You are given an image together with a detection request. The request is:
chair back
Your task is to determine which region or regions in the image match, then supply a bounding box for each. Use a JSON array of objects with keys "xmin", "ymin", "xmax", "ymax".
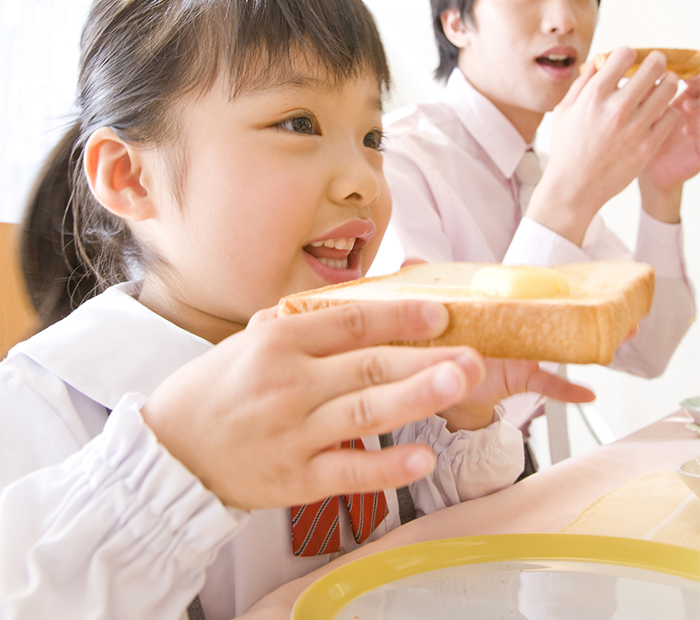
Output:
[{"xmin": 1, "ymin": 222, "xmax": 38, "ymax": 358}]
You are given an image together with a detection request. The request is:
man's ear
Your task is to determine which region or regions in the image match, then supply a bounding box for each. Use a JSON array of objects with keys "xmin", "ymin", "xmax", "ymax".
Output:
[
  {"xmin": 84, "ymin": 127, "xmax": 156, "ymax": 222},
  {"xmin": 441, "ymin": 7, "xmax": 470, "ymax": 50}
]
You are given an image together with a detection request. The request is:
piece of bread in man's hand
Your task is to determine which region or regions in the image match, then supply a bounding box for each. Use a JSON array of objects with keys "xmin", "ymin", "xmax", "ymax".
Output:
[
  {"xmin": 581, "ymin": 48, "xmax": 700, "ymax": 79},
  {"xmin": 278, "ymin": 261, "xmax": 655, "ymax": 365}
]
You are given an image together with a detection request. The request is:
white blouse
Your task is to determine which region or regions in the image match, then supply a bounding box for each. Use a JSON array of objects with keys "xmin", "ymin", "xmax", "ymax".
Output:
[{"xmin": 0, "ymin": 283, "xmax": 523, "ymax": 619}]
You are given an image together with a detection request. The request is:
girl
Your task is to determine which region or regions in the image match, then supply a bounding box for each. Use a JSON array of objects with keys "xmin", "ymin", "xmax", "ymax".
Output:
[{"xmin": 0, "ymin": 1, "xmax": 593, "ymax": 618}]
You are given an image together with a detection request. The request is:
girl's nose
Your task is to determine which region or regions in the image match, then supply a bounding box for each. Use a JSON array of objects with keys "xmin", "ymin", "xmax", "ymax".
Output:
[
  {"xmin": 541, "ymin": 0, "xmax": 577, "ymax": 35},
  {"xmin": 329, "ymin": 147, "xmax": 381, "ymax": 208}
]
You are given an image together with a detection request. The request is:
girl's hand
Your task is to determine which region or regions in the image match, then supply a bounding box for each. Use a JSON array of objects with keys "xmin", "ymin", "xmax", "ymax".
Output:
[
  {"xmin": 639, "ymin": 76, "xmax": 700, "ymax": 223},
  {"xmin": 438, "ymin": 358, "xmax": 595, "ymax": 433},
  {"xmin": 528, "ymin": 48, "xmax": 680, "ymax": 246},
  {"xmin": 141, "ymin": 301, "xmax": 485, "ymax": 511}
]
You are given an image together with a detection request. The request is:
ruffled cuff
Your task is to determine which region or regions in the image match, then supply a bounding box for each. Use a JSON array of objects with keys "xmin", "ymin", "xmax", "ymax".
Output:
[
  {"xmin": 398, "ymin": 412, "xmax": 523, "ymax": 516},
  {"xmin": 0, "ymin": 392, "xmax": 248, "ymax": 619}
]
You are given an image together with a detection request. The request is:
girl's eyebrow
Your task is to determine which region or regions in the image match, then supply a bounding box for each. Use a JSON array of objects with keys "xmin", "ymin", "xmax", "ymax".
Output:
[{"xmin": 245, "ymin": 76, "xmax": 384, "ymax": 113}]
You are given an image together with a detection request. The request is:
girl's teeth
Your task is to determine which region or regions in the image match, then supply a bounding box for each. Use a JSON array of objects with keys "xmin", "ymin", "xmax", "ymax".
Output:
[
  {"xmin": 309, "ymin": 238, "xmax": 355, "ymax": 250},
  {"xmin": 547, "ymin": 55, "xmax": 568, "ymax": 61},
  {"xmin": 317, "ymin": 257, "xmax": 349, "ymax": 269}
]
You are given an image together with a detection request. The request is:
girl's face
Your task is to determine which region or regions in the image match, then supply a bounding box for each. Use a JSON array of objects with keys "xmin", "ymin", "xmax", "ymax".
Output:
[{"xmin": 138, "ymin": 66, "xmax": 390, "ymax": 342}]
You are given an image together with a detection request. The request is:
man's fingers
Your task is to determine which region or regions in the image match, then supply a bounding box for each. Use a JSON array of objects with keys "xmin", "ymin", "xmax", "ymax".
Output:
[
  {"xmin": 526, "ymin": 370, "xmax": 596, "ymax": 404},
  {"xmin": 560, "ymin": 61, "xmax": 595, "ymax": 106},
  {"xmin": 637, "ymin": 71, "xmax": 679, "ymax": 125},
  {"xmin": 649, "ymin": 105, "xmax": 682, "ymax": 149},
  {"xmin": 305, "ymin": 356, "xmax": 483, "ymax": 447},
  {"xmin": 589, "ymin": 47, "xmax": 639, "ymax": 91},
  {"xmin": 306, "ymin": 444, "xmax": 436, "ymax": 500},
  {"xmin": 277, "ymin": 300, "xmax": 451, "ymax": 356},
  {"xmin": 617, "ymin": 50, "xmax": 669, "ymax": 104}
]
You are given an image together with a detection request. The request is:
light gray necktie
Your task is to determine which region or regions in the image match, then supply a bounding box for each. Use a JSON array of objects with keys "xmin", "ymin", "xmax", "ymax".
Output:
[{"xmin": 514, "ymin": 149, "xmax": 543, "ymax": 215}]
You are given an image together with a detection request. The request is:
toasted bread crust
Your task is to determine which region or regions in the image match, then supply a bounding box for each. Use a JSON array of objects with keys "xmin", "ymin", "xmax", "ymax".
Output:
[
  {"xmin": 581, "ymin": 48, "xmax": 700, "ymax": 79},
  {"xmin": 278, "ymin": 261, "xmax": 655, "ymax": 365}
]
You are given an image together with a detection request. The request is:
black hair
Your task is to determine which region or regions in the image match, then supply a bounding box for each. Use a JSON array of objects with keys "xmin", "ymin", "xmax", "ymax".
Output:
[
  {"xmin": 21, "ymin": 0, "xmax": 390, "ymax": 330},
  {"xmin": 431, "ymin": 0, "xmax": 602, "ymax": 81}
]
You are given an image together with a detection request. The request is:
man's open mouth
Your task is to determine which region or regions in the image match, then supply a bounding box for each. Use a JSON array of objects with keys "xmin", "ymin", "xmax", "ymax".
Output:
[{"xmin": 536, "ymin": 54, "xmax": 576, "ymax": 68}]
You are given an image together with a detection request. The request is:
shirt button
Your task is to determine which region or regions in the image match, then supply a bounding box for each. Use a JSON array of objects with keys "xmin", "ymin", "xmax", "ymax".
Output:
[{"xmin": 328, "ymin": 546, "xmax": 346, "ymax": 561}]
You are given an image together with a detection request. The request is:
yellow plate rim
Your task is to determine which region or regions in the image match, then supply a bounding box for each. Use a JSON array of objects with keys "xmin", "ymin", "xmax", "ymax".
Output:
[{"xmin": 291, "ymin": 533, "xmax": 700, "ymax": 620}]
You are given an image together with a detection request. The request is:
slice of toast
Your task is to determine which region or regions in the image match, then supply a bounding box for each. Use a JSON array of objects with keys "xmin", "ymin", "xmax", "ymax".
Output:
[
  {"xmin": 581, "ymin": 48, "xmax": 700, "ymax": 79},
  {"xmin": 278, "ymin": 261, "xmax": 655, "ymax": 364}
]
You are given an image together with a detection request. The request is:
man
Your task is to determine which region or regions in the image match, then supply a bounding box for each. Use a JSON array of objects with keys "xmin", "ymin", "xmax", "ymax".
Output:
[{"xmin": 374, "ymin": 0, "xmax": 699, "ymax": 468}]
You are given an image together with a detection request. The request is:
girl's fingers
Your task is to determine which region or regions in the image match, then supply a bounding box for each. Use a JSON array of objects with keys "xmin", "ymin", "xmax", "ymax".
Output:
[
  {"xmin": 303, "ymin": 356, "xmax": 482, "ymax": 448},
  {"xmin": 304, "ymin": 344, "xmax": 484, "ymax": 406},
  {"xmin": 277, "ymin": 300, "xmax": 451, "ymax": 356},
  {"xmin": 248, "ymin": 306, "xmax": 280, "ymax": 325},
  {"xmin": 305, "ymin": 444, "xmax": 436, "ymax": 500},
  {"xmin": 525, "ymin": 370, "xmax": 595, "ymax": 404}
]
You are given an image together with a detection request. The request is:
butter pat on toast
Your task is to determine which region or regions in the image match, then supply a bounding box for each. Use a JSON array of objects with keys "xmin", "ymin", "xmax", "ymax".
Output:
[{"xmin": 278, "ymin": 261, "xmax": 655, "ymax": 364}]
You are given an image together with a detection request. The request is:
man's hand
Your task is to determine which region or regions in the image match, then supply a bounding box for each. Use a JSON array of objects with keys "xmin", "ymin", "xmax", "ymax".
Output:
[
  {"xmin": 528, "ymin": 48, "xmax": 680, "ymax": 246},
  {"xmin": 639, "ymin": 75, "xmax": 700, "ymax": 223}
]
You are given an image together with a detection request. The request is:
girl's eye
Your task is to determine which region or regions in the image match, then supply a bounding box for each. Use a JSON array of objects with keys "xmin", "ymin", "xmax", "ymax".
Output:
[
  {"xmin": 363, "ymin": 129, "xmax": 384, "ymax": 151},
  {"xmin": 278, "ymin": 114, "xmax": 317, "ymax": 135}
]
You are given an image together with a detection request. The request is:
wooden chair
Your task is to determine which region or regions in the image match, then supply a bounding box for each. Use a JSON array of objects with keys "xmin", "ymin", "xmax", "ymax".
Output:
[{"xmin": 1, "ymin": 222, "xmax": 38, "ymax": 358}]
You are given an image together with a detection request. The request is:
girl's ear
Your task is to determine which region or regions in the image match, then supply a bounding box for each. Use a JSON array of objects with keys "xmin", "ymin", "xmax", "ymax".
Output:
[
  {"xmin": 441, "ymin": 7, "xmax": 470, "ymax": 50},
  {"xmin": 84, "ymin": 127, "xmax": 156, "ymax": 222}
]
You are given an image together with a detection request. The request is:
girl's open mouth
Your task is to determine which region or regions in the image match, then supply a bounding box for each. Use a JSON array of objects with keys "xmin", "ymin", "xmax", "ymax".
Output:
[
  {"xmin": 303, "ymin": 237, "xmax": 362, "ymax": 271},
  {"xmin": 303, "ymin": 220, "xmax": 376, "ymax": 284}
]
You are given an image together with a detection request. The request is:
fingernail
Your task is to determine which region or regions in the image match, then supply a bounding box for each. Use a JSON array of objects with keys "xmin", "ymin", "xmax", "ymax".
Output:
[
  {"xmin": 406, "ymin": 450, "xmax": 435, "ymax": 476},
  {"xmin": 421, "ymin": 303, "xmax": 449, "ymax": 330},
  {"xmin": 432, "ymin": 363, "xmax": 463, "ymax": 396},
  {"xmin": 456, "ymin": 352, "xmax": 485, "ymax": 385}
]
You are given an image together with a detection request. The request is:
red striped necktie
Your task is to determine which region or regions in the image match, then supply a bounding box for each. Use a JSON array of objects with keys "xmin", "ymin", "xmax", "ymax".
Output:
[{"xmin": 291, "ymin": 438, "xmax": 389, "ymax": 557}]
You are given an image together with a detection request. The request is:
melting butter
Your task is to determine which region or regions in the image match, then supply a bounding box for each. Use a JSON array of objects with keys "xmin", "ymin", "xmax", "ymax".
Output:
[{"xmin": 471, "ymin": 265, "xmax": 570, "ymax": 299}]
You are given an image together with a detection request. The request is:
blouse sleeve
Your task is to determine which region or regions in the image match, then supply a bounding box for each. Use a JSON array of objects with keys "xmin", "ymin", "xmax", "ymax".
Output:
[
  {"xmin": 0, "ymin": 383, "xmax": 248, "ymax": 620},
  {"xmin": 394, "ymin": 409, "xmax": 524, "ymax": 516}
]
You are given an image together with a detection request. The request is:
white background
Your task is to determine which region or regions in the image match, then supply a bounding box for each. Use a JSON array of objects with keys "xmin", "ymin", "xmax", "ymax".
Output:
[{"xmin": 1, "ymin": 0, "xmax": 699, "ymax": 458}]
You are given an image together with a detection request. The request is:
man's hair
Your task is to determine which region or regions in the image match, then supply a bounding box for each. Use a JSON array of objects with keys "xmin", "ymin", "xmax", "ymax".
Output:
[
  {"xmin": 431, "ymin": 0, "xmax": 601, "ymax": 81},
  {"xmin": 431, "ymin": 0, "xmax": 476, "ymax": 81}
]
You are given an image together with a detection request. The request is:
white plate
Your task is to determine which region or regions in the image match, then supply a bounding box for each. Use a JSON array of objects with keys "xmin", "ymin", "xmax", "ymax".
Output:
[{"xmin": 292, "ymin": 534, "xmax": 700, "ymax": 620}]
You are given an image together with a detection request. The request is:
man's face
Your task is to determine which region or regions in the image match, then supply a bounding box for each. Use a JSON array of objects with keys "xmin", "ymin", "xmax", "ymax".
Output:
[{"xmin": 454, "ymin": 0, "xmax": 598, "ymax": 138}]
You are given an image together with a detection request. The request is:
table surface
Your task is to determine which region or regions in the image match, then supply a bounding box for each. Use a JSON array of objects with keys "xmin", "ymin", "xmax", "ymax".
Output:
[{"xmin": 244, "ymin": 410, "xmax": 700, "ymax": 619}]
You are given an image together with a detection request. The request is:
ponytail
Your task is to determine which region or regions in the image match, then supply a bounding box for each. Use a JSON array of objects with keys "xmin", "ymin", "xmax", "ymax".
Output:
[
  {"xmin": 20, "ymin": 122, "xmax": 139, "ymax": 330},
  {"xmin": 20, "ymin": 123, "xmax": 93, "ymax": 330}
]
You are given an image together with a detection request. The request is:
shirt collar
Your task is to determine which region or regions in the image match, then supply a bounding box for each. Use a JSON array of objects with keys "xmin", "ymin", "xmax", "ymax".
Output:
[
  {"xmin": 442, "ymin": 68, "xmax": 531, "ymax": 179},
  {"xmin": 10, "ymin": 283, "xmax": 213, "ymax": 410}
]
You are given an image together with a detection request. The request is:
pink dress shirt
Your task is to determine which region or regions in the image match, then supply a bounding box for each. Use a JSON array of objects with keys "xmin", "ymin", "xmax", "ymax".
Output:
[{"xmin": 371, "ymin": 69, "xmax": 696, "ymax": 427}]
